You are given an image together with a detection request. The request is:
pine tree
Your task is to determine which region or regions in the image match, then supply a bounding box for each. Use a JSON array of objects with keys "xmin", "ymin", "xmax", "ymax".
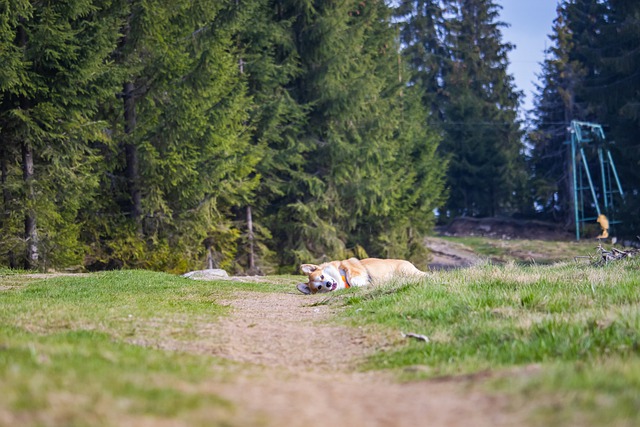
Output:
[
  {"xmin": 0, "ymin": 0, "xmax": 28, "ymax": 268},
  {"xmin": 527, "ymin": 0, "xmax": 639, "ymax": 230},
  {"xmin": 89, "ymin": 0, "xmax": 258, "ymax": 272},
  {"xmin": 579, "ymin": 0, "xmax": 640, "ymax": 236},
  {"xmin": 347, "ymin": 1, "xmax": 447, "ymax": 262},
  {"xmin": 395, "ymin": 0, "xmax": 448, "ymax": 120},
  {"xmin": 266, "ymin": 0, "xmax": 368, "ymax": 265},
  {"xmin": 271, "ymin": 0, "xmax": 447, "ymax": 266},
  {"xmin": 0, "ymin": 0, "xmax": 449, "ymax": 271},
  {"xmin": 528, "ymin": 3, "xmax": 585, "ymax": 225},
  {"xmin": 439, "ymin": 0, "xmax": 524, "ymax": 217},
  {"xmin": 0, "ymin": 0, "xmax": 121, "ymax": 269},
  {"xmin": 370, "ymin": 88, "xmax": 447, "ymax": 266},
  {"xmin": 233, "ymin": 0, "xmax": 309, "ymax": 273}
]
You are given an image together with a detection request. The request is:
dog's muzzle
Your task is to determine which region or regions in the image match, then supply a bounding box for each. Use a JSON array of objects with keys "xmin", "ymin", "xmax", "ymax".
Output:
[{"xmin": 316, "ymin": 279, "xmax": 337, "ymax": 292}]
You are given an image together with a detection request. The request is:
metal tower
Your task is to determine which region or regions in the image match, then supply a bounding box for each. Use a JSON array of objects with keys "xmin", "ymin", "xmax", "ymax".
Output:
[{"xmin": 569, "ymin": 120, "xmax": 625, "ymax": 240}]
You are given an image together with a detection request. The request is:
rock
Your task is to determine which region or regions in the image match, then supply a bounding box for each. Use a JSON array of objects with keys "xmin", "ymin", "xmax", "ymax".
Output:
[{"xmin": 182, "ymin": 269, "xmax": 229, "ymax": 280}]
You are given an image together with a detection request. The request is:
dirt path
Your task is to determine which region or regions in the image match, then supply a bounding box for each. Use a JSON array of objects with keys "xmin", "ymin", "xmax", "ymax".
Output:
[
  {"xmin": 202, "ymin": 290, "xmax": 522, "ymax": 427},
  {"xmin": 424, "ymin": 237, "xmax": 483, "ymax": 269}
]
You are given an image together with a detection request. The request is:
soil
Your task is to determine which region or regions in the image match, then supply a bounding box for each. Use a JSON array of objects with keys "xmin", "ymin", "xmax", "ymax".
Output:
[
  {"xmin": 423, "ymin": 236, "xmax": 483, "ymax": 269},
  {"xmin": 195, "ymin": 290, "xmax": 525, "ymax": 427}
]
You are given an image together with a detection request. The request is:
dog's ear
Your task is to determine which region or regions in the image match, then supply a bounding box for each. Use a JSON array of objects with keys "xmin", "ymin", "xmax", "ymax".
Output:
[
  {"xmin": 297, "ymin": 283, "xmax": 311, "ymax": 295},
  {"xmin": 300, "ymin": 264, "xmax": 318, "ymax": 275}
]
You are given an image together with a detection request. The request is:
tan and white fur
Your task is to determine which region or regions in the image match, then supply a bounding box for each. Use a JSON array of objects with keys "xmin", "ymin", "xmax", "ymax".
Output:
[{"xmin": 297, "ymin": 257, "xmax": 427, "ymax": 295}]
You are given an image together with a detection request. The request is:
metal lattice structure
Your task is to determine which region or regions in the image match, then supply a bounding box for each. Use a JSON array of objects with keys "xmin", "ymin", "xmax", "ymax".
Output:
[{"xmin": 569, "ymin": 120, "xmax": 625, "ymax": 240}]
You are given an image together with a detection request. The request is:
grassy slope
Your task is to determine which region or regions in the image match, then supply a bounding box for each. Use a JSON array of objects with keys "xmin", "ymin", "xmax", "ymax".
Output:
[
  {"xmin": 338, "ymin": 258, "xmax": 640, "ymax": 426},
  {"xmin": 0, "ymin": 271, "xmax": 292, "ymax": 426},
  {"xmin": 1, "ymin": 241, "xmax": 639, "ymax": 426}
]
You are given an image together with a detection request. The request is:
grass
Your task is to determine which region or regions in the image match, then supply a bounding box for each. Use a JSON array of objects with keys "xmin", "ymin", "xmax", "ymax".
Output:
[
  {"xmin": 1, "ymin": 243, "xmax": 639, "ymax": 426},
  {"xmin": 0, "ymin": 327, "xmax": 233, "ymax": 426},
  {"xmin": 337, "ymin": 257, "xmax": 640, "ymax": 426},
  {"xmin": 0, "ymin": 270, "xmax": 294, "ymax": 336},
  {"xmin": 440, "ymin": 236, "xmax": 597, "ymax": 264},
  {"xmin": 1, "ymin": 270, "xmax": 229, "ymax": 342},
  {"xmin": 495, "ymin": 357, "xmax": 640, "ymax": 427},
  {"xmin": 0, "ymin": 270, "xmax": 292, "ymax": 426}
]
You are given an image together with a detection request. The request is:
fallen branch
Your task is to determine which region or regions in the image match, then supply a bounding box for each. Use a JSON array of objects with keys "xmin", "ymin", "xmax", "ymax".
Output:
[
  {"xmin": 577, "ymin": 239, "xmax": 640, "ymax": 266},
  {"xmin": 596, "ymin": 243, "xmax": 639, "ymax": 265},
  {"xmin": 401, "ymin": 332, "xmax": 430, "ymax": 343}
]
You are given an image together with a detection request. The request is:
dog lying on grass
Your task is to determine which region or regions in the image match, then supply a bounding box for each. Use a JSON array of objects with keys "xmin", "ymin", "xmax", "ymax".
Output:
[{"xmin": 297, "ymin": 257, "xmax": 427, "ymax": 295}]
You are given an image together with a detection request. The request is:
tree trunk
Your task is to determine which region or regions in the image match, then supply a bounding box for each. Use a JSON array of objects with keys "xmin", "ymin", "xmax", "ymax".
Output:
[
  {"xmin": 563, "ymin": 69, "xmax": 576, "ymax": 229},
  {"xmin": 0, "ymin": 144, "xmax": 17, "ymax": 268},
  {"xmin": 123, "ymin": 81, "xmax": 142, "ymax": 230},
  {"xmin": 203, "ymin": 237, "xmax": 215, "ymax": 270},
  {"xmin": 17, "ymin": 19, "xmax": 38, "ymax": 270},
  {"xmin": 1, "ymin": 145, "xmax": 8, "ymax": 229},
  {"xmin": 22, "ymin": 141, "xmax": 38, "ymax": 270},
  {"xmin": 206, "ymin": 247, "xmax": 214, "ymax": 270},
  {"xmin": 119, "ymin": 8, "xmax": 142, "ymax": 231},
  {"xmin": 246, "ymin": 205, "xmax": 255, "ymax": 273}
]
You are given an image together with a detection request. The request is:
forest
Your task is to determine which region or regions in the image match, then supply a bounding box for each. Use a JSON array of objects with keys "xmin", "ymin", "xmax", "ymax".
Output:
[{"xmin": 0, "ymin": 0, "xmax": 638, "ymax": 273}]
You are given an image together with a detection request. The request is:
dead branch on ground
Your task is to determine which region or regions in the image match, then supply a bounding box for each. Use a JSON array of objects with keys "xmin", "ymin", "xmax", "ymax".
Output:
[{"xmin": 576, "ymin": 237, "xmax": 640, "ymax": 266}]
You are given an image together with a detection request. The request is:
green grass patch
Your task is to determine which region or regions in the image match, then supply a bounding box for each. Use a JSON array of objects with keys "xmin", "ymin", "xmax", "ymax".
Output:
[
  {"xmin": 341, "ymin": 258, "xmax": 640, "ymax": 425},
  {"xmin": 0, "ymin": 267, "xmax": 29, "ymax": 276},
  {"xmin": 440, "ymin": 236, "xmax": 597, "ymax": 264},
  {"xmin": 0, "ymin": 326, "xmax": 234, "ymax": 425},
  {"xmin": 345, "ymin": 261, "xmax": 640, "ymax": 374},
  {"xmin": 1, "ymin": 271, "xmax": 227, "ymax": 339},
  {"xmin": 2, "ymin": 259, "xmax": 638, "ymax": 426},
  {"xmin": 0, "ymin": 270, "xmax": 293, "ymax": 426},
  {"xmin": 0, "ymin": 270, "xmax": 292, "ymax": 338},
  {"xmin": 492, "ymin": 357, "xmax": 640, "ymax": 427}
]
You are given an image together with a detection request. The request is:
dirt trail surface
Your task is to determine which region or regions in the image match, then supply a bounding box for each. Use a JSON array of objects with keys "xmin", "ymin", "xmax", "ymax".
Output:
[
  {"xmin": 204, "ymin": 290, "xmax": 521, "ymax": 427},
  {"xmin": 423, "ymin": 237, "xmax": 483, "ymax": 269}
]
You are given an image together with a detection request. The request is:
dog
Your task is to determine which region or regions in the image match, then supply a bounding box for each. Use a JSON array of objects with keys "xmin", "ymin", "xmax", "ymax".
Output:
[
  {"xmin": 596, "ymin": 214, "xmax": 609, "ymax": 239},
  {"xmin": 297, "ymin": 257, "xmax": 427, "ymax": 295}
]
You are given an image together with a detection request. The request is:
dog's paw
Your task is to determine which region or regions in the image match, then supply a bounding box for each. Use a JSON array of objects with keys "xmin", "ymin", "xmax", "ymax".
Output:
[{"xmin": 348, "ymin": 275, "xmax": 368, "ymax": 287}]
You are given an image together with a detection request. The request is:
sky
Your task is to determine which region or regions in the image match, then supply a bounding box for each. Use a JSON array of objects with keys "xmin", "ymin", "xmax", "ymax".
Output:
[{"xmin": 498, "ymin": 0, "xmax": 559, "ymax": 120}]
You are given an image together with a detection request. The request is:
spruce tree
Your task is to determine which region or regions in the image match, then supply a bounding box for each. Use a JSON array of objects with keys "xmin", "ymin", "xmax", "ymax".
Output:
[
  {"xmin": 528, "ymin": 0, "xmax": 639, "ymax": 231},
  {"xmin": 578, "ymin": 0, "xmax": 640, "ymax": 236},
  {"xmin": 233, "ymin": 0, "xmax": 309, "ymax": 273},
  {"xmin": 528, "ymin": 4, "xmax": 585, "ymax": 225},
  {"xmin": 395, "ymin": 0, "xmax": 448, "ymax": 120},
  {"xmin": 266, "ymin": 0, "xmax": 366, "ymax": 265},
  {"xmin": 271, "ymin": 0, "xmax": 447, "ymax": 266},
  {"xmin": 0, "ymin": 0, "xmax": 120, "ymax": 269},
  {"xmin": 88, "ymin": 0, "xmax": 258, "ymax": 272},
  {"xmin": 439, "ymin": 0, "xmax": 524, "ymax": 217}
]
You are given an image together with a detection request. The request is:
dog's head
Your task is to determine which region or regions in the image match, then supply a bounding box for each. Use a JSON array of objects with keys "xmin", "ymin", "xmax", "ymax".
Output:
[{"xmin": 297, "ymin": 263, "xmax": 343, "ymax": 295}]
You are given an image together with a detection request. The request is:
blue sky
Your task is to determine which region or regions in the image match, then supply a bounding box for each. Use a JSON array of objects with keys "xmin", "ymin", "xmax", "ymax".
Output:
[{"xmin": 498, "ymin": 0, "xmax": 559, "ymax": 119}]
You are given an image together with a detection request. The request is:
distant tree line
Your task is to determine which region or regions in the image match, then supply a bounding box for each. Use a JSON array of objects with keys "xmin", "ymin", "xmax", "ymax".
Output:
[
  {"xmin": 1, "ymin": 0, "xmax": 636, "ymax": 273},
  {"xmin": 528, "ymin": 0, "xmax": 640, "ymax": 237}
]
